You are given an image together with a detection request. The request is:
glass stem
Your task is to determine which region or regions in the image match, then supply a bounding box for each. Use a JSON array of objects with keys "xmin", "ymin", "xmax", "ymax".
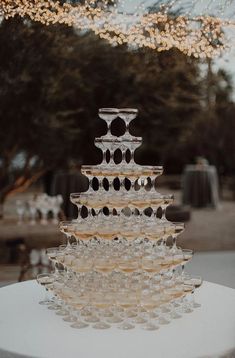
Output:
[
  {"xmin": 191, "ymin": 289, "xmax": 195, "ymax": 308},
  {"xmin": 103, "ymin": 150, "xmax": 106, "ymax": 163},
  {"xmin": 122, "ymin": 149, "xmax": 126, "ymax": 162},
  {"xmin": 77, "ymin": 205, "xmax": 81, "ymax": 219},
  {"xmin": 130, "ymin": 150, "xmax": 134, "ymax": 163},
  {"xmin": 110, "ymin": 150, "xmax": 114, "ymax": 163},
  {"xmin": 44, "ymin": 288, "xmax": 50, "ymax": 302},
  {"xmin": 162, "ymin": 207, "xmax": 166, "ymax": 221}
]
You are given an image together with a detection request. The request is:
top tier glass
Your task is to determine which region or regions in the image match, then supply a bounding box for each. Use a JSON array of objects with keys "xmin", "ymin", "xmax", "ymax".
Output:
[{"xmin": 99, "ymin": 107, "xmax": 138, "ymax": 139}]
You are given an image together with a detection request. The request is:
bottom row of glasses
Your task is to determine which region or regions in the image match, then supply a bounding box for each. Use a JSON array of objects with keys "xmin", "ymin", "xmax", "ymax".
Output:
[{"xmin": 37, "ymin": 272, "xmax": 202, "ymax": 330}]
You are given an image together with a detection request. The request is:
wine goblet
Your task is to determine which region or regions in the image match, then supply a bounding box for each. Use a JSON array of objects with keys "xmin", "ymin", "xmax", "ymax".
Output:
[
  {"xmin": 40, "ymin": 203, "xmax": 49, "ymax": 225},
  {"xmin": 51, "ymin": 203, "xmax": 60, "ymax": 224},
  {"xmin": 16, "ymin": 200, "xmax": 25, "ymax": 225},
  {"xmin": 28, "ymin": 200, "xmax": 37, "ymax": 225}
]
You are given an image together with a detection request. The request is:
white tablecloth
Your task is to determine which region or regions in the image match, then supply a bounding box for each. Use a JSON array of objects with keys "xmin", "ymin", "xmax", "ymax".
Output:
[{"xmin": 0, "ymin": 280, "xmax": 235, "ymax": 358}]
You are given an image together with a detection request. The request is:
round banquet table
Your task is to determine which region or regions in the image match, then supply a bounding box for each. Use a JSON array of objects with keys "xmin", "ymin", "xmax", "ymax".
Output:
[
  {"xmin": 0, "ymin": 281, "xmax": 235, "ymax": 358},
  {"xmin": 182, "ymin": 165, "xmax": 219, "ymax": 208}
]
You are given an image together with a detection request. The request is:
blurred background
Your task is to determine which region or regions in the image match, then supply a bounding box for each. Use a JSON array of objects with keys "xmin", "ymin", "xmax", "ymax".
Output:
[{"xmin": 0, "ymin": 17, "xmax": 234, "ymax": 288}]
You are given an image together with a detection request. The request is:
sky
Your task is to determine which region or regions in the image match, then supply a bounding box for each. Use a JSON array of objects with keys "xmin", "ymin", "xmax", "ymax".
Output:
[
  {"xmin": 122, "ymin": 1, "xmax": 235, "ymax": 86},
  {"xmin": 212, "ymin": 26, "xmax": 235, "ymax": 89},
  {"xmin": 216, "ymin": 47, "xmax": 235, "ymax": 79}
]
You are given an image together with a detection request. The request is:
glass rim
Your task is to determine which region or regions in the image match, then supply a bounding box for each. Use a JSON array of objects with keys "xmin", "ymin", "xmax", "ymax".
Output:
[
  {"xmin": 99, "ymin": 108, "xmax": 119, "ymax": 112},
  {"xmin": 118, "ymin": 108, "xmax": 138, "ymax": 112}
]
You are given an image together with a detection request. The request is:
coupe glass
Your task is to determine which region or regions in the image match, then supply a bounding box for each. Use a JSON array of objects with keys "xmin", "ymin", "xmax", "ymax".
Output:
[
  {"xmin": 98, "ymin": 108, "xmax": 119, "ymax": 139},
  {"xmin": 59, "ymin": 221, "xmax": 76, "ymax": 248},
  {"xmin": 181, "ymin": 249, "xmax": 194, "ymax": 277},
  {"xmin": 171, "ymin": 222, "xmax": 185, "ymax": 250},
  {"xmin": 70, "ymin": 292, "xmax": 89, "ymax": 329},
  {"xmin": 46, "ymin": 247, "xmax": 60, "ymax": 272},
  {"xmin": 160, "ymin": 194, "xmax": 174, "ymax": 221},
  {"xmin": 118, "ymin": 108, "xmax": 138, "ymax": 136},
  {"xmin": 51, "ymin": 203, "xmax": 60, "ymax": 224},
  {"xmin": 95, "ymin": 138, "xmax": 107, "ymax": 163},
  {"xmin": 37, "ymin": 273, "xmax": 55, "ymax": 305},
  {"xmin": 92, "ymin": 291, "xmax": 112, "ymax": 329},
  {"xmin": 181, "ymin": 283, "xmax": 195, "ymax": 313},
  {"xmin": 70, "ymin": 193, "xmax": 87, "ymax": 218},
  {"xmin": 126, "ymin": 139, "xmax": 142, "ymax": 164},
  {"xmin": 184, "ymin": 274, "xmax": 203, "ymax": 308},
  {"xmin": 141, "ymin": 290, "xmax": 159, "ymax": 330},
  {"xmin": 40, "ymin": 204, "xmax": 49, "ymax": 225},
  {"xmin": 117, "ymin": 290, "xmax": 136, "ymax": 330}
]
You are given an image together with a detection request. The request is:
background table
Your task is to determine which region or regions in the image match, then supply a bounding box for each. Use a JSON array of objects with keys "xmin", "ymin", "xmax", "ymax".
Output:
[
  {"xmin": 50, "ymin": 171, "xmax": 88, "ymax": 218},
  {"xmin": 182, "ymin": 165, "xmax": 219, "ymax": 208},
  {"xmin": 0, "ymin": 219, "xmax": 62, "ymax": 249},
  {"xmin": 0, "ymin": 220, "xmax": 63, "ymax": 281},
  {"xmin": 0, "ymin": 280, "xmax": 235, "ymax": 358}
]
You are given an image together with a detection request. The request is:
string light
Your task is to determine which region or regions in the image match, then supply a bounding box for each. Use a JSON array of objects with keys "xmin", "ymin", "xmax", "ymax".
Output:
[{"xmin": 0, "ymin": 0, "xmax": 235, "ymax": 58}]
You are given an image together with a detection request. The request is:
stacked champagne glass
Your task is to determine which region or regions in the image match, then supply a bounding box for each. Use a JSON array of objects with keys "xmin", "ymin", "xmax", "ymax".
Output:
[{"xmin": 37, "ymin": 108, "xmax": 202, "ymax": 330}]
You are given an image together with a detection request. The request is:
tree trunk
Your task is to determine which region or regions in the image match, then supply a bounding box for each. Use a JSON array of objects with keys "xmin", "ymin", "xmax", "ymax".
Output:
[{"xmin": 0, "ymin": 195, "xmax": 6, "ymax": 220}]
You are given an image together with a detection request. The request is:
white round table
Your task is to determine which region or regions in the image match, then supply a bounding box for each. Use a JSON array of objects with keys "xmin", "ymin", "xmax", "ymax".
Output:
[{"xmin": 0, "ymin": 280, "xmax": 235, "ymax": 358}]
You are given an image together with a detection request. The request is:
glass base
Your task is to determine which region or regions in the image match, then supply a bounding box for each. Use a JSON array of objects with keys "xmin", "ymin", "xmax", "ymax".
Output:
[
  {"xmin": 158, "ymin": 316, "xmax": 170, "ymax": 325},
  {"xmin": 132, "ymin": 315, "xmax": 147, "ymax": 324},
  {"xmin": 106, "ymin": 315, "xmax": 123, "ymax": 324},
  {"xmin": 142, "ymin": 322, "xmax": 159, "ymax": 331},
  {"xmin": 170, "ymin": 311, "xmax": 181, "ymax": 319},
  {"xmin": 126, "ymin": 310, "xmax": 137, "ymax": 318},
  {"xmin": 161, "ymin": 305, "xmax": 171, "ymax": 313},
  {"xmin": 85, "ymin": 315, "xmax": 100, "ymax": 323},
  {"xmin": 183, "ymin": 306, "xmax": 193, "ymax": 314},
  {"xmin": 63, "ymin": 315, "xmax": 77, "ymax": 323},
  {"xmin": 118, "ymin": 321, "xmax": 135, "ymax": 330},
  {"xmin": 149, "ymin": 312, "xmax": 159, "ymax": 319},
  {"xmin": 81, "ymin": 308, "xmax": 92, "ymax": 317},
  {"xmin": 39, "ymin": 300, "xmax": 51, "ymax": 305},
  {"xmin": 56, "ymin": 309, "xmax": 68, "ymax": 316},
  {"xmin": 48, "ymin": 304, "xmax": 61, "ymax": 310},
  {"xmin": 71, "ymin": 321, "xmax": 89, "ymax": 329},
  {"xmin": 102, "ymin": 309, "xmax": 113, "ymax": 318},
  {"xmin": 115, "ymin": 307, "xmax": 124, "ymax": 313},
  {"xmin": 93, "ymin": 322, "xmax": 111, "ymax": 330},
  {"xmin": 173, "ymin": 301, "xmax": 181, "ymax": 308}
]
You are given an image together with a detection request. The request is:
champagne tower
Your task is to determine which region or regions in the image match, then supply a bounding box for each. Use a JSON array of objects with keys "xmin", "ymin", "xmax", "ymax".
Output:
[{"xmin": 46, "ymin": 108, "xmax": 200, "ymax": 331}]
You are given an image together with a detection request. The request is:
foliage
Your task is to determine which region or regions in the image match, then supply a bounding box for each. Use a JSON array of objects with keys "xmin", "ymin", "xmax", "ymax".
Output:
[
  {"xmin": 179, "ymin": 67, "xmax": 235, "ymax": 174},
  {"xmin": 0, "ymin": 17, "xmax": 234, "ymax": 204}
]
